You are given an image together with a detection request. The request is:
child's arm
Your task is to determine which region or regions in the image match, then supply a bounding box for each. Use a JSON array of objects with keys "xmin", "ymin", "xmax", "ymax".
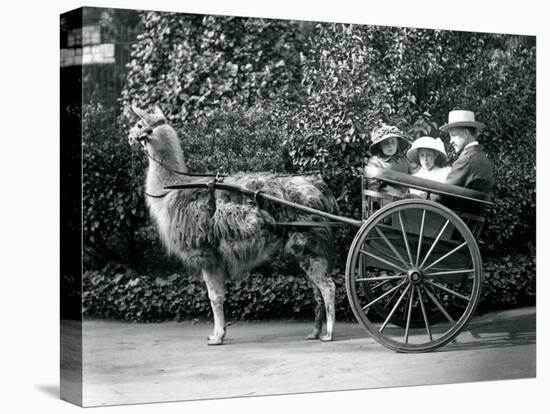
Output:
[{"xmin": 365, "ymin": 156, "xmax": 382, "ymax": 191}]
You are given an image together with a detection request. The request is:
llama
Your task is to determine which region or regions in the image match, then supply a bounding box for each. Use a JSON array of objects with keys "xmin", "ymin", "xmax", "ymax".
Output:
[{"xmin": 128, "ymin": 105, "xmax": 339, "ymax": 345}]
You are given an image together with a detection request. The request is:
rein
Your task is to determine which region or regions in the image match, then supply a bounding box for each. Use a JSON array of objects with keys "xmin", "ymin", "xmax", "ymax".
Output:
[
  {"xmin": 144, "ymin": 151, "xmax": 227, "ymax": 178},
  {"xmin": 142, "ymin": 151, "xmax": 227, "ymax": 199},
  {"xmin": 142, "ymin": 151, "xmax": 226, "ymax": 199}
]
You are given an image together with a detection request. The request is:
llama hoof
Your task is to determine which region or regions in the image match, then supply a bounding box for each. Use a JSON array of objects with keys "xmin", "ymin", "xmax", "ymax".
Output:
[
  {"xmin": 207, "ymin": 336, "xmax": 224, "ymax": 346},
  {"xmin": 207, "ymin": 331, "xmax": 225, "ymax": 345},
  {"xmin": 305, "ymin": 331, "xmax": 320, "ymax": 340},
  {"xmin": 320, "ymin": 333, "xmax": 333, "ymax": 342}
]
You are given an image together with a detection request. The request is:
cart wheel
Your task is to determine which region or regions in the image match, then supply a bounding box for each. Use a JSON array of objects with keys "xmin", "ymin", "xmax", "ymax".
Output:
[
  {"xmin": 358, "ymin": 261, "xmax": 446, "ymax": 329},
  {"xmin": 345, "ymin": 199, "xmax": 483, "ymax": 352}
]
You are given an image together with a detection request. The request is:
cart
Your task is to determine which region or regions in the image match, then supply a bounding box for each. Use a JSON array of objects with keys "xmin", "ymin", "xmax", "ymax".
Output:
[
  {"xmin": 348, "ymin": 165, "xmax": 493, "ymax": 352},
  {"xmin": 166, "ymin": 165, "xmax": 493, "ymax": 353}
]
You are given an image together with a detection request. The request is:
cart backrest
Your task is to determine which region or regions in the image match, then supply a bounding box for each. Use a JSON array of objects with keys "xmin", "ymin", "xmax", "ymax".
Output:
[
  {"xmin": 362, "ymin": 166, "xmax": 493, "ymax": 239},
  {"xmin": 364, "ymin": 166, "xmax": 492, "ymax": 205}
]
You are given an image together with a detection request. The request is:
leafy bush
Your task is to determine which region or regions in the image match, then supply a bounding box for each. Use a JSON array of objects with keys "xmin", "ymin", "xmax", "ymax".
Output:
[
  {"xmin": 120, "ymin": 13, "xmax": 305, "ymax": 124},
  {"xmin": 285, "ymin": 26, "xmax": 536, "ymax": 252},
  {"xmin": 177, "ymin": 102, "xmax": 291, "ymax": 174},
  {"xmin": 83, "ymin": 254, "xmax": 535, "ymax": 322},
  {"xmin": 83, "ymin": 263, "xmax": 355, "ymax": 322},
  {"xmin": 83, "ymin": 102, "xmax": 169, "ymax": 270},
  {"xmin": 432, "ymin": 39, "xmax": 536, "ymax": 250},
  {"xmin": 484, "ymin": 146, "xmax": 536, "ymax": 250},
  {"xmin": 479, "ymin": 253, "xmax": 536, "ymax": 310}
]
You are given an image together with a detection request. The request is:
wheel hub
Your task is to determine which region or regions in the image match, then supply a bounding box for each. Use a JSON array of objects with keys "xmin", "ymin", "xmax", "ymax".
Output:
[{"xmin": 408, "ymin": 268, "xmax": 423, "ymax": 284}]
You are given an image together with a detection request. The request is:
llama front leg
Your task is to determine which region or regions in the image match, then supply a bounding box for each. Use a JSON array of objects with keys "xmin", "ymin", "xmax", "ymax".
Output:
[
  {"xmin": 305, "ymin": 283, "xmax": 326, "ymax": 340},
  {"xmin": 201, "ymin": 267, "xmax": 226, "ymax": 346},
  {"xmin": 301, "ymin": 258, "xmax": 335, "ymax": 342}
]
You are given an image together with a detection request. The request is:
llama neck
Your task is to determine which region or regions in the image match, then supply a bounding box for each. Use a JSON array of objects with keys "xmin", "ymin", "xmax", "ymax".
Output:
[{"xmin": 145, "ymin": 138, "xmax": 189, "ymax": 195}]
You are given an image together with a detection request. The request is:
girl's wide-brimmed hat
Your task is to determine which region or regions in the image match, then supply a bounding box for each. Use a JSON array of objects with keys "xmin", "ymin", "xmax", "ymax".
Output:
[
  {"xmin": 369, "ymin": 124, "xmax": 411, "ymax": 154},
  {"xmin": 439, "ymin": 110, "xmax": 486, "ymax": 132},
  {"xmin": 407, "ymin": 136, "xmax": 447, "ymax": 165}
]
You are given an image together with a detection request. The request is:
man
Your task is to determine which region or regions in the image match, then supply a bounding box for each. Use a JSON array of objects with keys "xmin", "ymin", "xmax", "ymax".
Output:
[{"xmin": 438, "ymin": 110, "xmax": 495, "ymax": 210}]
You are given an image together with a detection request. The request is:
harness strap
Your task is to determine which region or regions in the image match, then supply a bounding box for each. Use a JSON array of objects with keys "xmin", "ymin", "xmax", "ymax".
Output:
[
  {"xmin": 145, "ymin": 191, "xmax": 170, "ymax": 199},
  {"xmin": 145, "ymin": 151, "xmax": 227, "ymax": 178},
  {"xmin": 253, "ymin": 190, "xmax": 264, "ymax": 206},
  {"xmin": 207, "ymin": 177, "xmax": 219, "ymax": 217}
]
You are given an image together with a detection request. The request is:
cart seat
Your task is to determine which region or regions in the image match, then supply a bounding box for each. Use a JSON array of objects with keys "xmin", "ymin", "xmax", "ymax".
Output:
[
  {"xmin": 362, "ymin": 166, "xmax": 493, "ymax": 238},
  {"xmin": 364, "ymin": 166, "xmax": 492, "ymax": 205}
]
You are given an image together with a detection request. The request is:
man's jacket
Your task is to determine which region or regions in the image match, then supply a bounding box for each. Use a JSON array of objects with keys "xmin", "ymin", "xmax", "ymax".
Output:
[{"xmin": 446, "ymin": 144, "xmax": 495, "ymax": 193}]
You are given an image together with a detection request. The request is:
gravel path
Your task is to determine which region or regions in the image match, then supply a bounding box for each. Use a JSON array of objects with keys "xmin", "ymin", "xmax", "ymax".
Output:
[{"xmin": 66, "ymin": 307, "xmax": 536, "ymax": 407}]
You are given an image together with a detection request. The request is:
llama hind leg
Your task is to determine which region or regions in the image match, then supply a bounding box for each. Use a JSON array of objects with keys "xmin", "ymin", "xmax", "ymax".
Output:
[
  {"xmin": 301, "ymin": 257, "xmax": 335, "ymax": 342},
  {"xmin": 201, "ymin": 267, "xmax": 226, "ymax": 346},
  {"xmin": 305, "ymin": 283, "xmax": 326, "ymax": 340}
]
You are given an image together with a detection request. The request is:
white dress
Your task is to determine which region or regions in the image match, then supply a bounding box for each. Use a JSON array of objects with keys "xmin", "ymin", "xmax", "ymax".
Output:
[{"xmin": 410, "ymin": 166, "xmax": 451, "ymax": 197}]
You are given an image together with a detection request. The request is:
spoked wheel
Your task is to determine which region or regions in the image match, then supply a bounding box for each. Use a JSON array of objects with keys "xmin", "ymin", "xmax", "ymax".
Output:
[{"xmin": 345, "ymin": 199, "xmax": 483, "ymax": 352}]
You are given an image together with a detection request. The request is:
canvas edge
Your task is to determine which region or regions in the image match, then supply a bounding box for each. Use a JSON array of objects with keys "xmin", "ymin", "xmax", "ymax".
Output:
[{"xmin": 60, "ymin": 6, "xmax": 84, "ymax": 407}]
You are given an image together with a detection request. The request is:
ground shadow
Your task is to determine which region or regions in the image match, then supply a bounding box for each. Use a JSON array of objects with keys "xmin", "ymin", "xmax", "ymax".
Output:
[
  {"xmin": 223, "ymin": 324, "xmax": 368, "ymax": 345},
  {"xmin": 333, "ymin": 311, "xmax": 536, "ymax": 352},
  {"xmin": 224, "ymin": 312, "xmax": 536, "ymax": 351},
  {"xmin": 444, "ymin": 313, "xmax": 536, "ymax": 351},
  {"xmin": 36, "ymin": 384, "xmax": 59, "ymax": 399}
]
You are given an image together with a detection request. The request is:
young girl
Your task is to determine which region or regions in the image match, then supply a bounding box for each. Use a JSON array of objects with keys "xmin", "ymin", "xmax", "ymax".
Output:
[
  {"xmin": 365, "ymin": 124, "xmax": 413, "ymax": 200},
  {"xmin": 406, "ymin": 136, "xmax": 451, "ymax": 197}
]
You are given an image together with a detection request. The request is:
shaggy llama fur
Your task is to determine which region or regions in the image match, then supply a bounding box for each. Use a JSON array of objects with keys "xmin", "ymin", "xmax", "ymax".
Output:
[{"xmin": 129, "ymin": 105, "xmax": 339, "ymax": 345}]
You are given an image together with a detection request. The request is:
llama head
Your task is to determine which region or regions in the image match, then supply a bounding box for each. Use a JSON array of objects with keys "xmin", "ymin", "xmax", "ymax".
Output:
[
  {"xmin": 128, "ymin": 104, "xmax": 186, "ymax": 169},
  {"xmin": 128, "ymin": 105, "xmax": 171, "ymax": 148}
]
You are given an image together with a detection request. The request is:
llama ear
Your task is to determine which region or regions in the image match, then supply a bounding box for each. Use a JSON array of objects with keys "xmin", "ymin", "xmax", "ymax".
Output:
[
  {"xmin": 131, "ymin": 105, "xmax": 149, "ymax": 122},
  {"xmin": 153, "ymin": 105, "xmax": 166, "ymax": 121}
]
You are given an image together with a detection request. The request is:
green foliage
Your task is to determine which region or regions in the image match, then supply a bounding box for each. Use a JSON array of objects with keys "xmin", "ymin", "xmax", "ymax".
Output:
[
  {"xmin": 285, "ymin": 26, "xmax": 455, "ymax": 179},
  {"xmin": 120, "ymin": 12, "xmax": 306, "ymax": 123},
  {"xmin": 479, "ymin": 253, "xmax": 536, "ymax": 309},
  {"xmin": 83, "ymin": 264, "xmax": 355, "ymax": 322},
  {"xmin": 485, "ymin": 146, "xmax": 536, "ymax": 249},
  {"xmin": 178, "ymin": 102, "xmax": 291, "ymax": 174},
  {"xmin": 430, "ymin": 37, "xmax": 536, "ymax": 249},
  {"xmin": 82, "ymin": 102, "xmax": 160, "ymax": 269},
  {"xmin": 282, "ymin": 26, "xmax": 535, "ymax": 251},
  {"xmin": 83, "ymin": 255, "xmax": 535, "ymax": 321}
]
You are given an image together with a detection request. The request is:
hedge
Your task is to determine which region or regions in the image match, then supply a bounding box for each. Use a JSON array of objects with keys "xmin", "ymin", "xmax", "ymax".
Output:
[
  {"xmin": 83, "ymin": 263, "xmax": 354, "ymax": 322},
  {"xmin": 83, "ymin": 253, "xmax": 535, "ymax": 322},
  {"xmin": 481, "ymin": 254, "xmax": 536, "ymax": 309}
]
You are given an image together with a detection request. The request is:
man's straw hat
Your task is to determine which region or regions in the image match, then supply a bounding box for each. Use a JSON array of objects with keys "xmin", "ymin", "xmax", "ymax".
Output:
[{"xmin": 439, "ymin": 110, "xmax": 486, "ymax": 132}]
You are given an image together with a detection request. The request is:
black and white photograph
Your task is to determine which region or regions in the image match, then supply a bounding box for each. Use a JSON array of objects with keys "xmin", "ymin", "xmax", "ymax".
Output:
[
  {"xmin": 3, "ymin": 1, "xmax": 547, "ymax": 413},
  {"xmin": 58, "ymin": 3, "xmax": 539, "ymax": 407}
]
